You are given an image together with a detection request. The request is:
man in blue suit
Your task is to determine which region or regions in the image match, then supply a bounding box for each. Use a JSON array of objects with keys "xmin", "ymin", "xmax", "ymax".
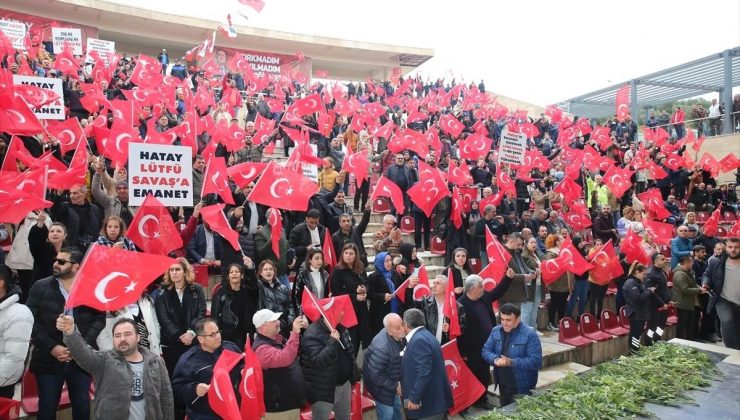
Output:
[
  {"xmin": 186, "ymin": 222, "xmax": 222, "ymax": 266},
  {"xmin": 400, "ymin": 308, "xmax": 453, "ymax": 420}
]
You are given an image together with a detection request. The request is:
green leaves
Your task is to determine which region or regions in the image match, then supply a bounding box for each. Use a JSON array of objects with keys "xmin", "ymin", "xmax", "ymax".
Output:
[{"xmin": 482, "ymin": 343, "xmax": 720, "ymax": 420}]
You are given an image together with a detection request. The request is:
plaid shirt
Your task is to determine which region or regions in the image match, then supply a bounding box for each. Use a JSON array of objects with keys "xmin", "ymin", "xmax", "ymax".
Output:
[{"xmin": 95, "ymin": 235, "xmax": 137, "ymax": 251}]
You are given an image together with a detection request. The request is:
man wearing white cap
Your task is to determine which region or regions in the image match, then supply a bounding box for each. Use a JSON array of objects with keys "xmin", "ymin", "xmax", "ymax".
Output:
[{"xmin": 252, "ymin": 309, "xmax": 308, "ymax": 419}]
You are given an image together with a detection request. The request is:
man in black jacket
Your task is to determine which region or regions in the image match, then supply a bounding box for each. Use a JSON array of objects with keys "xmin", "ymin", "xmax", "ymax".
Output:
[
  {"xmin": 50, "ymin": 185, "xmax": 104, "ymax": 252},
  {"xmin": 385, "ymin": 153, "xmax": 413, "ymax": 216},
  {"xmin": 363, "ymin": 313, "xmax": 406, "ymax": 420},
  {"xmin": 644, "ymin": 253, "xmax": 672, "ymax": 343},
  {"xmin": 457, "ymin": 273, "xmax": 513, "ymax": 411},
  {"xmin": 26, "ymin": 248, "xmax": 105, "ymax": 420},
  {"xmin": 333, "ymin": 205, "xmax": 371, "ymax": 268},
  {"xmin": 289, "ymin": 209, "xmax": 326, "ymax": 264},
  {"xmin": 300, "ymin": 316, "xmax": 359, "ymax": 420},
  {"xmin": 171, "ymin": 318, "xmax": 243, "ymax": 419},
  {"xmin": 702, "ymin": 237, "xmax": 740, "ymax": 349}
]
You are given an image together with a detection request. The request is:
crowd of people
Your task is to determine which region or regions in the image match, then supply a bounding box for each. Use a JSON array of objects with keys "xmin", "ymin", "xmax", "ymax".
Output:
[{"xmin": 1, "ymin": 27, "xmax": 740, "ymax": 420}]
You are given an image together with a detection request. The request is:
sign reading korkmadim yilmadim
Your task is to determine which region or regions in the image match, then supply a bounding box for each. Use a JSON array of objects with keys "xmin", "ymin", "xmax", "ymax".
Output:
[{"xmin": 128, "ymin": 143, "xmax": 193, "ymax": 207}]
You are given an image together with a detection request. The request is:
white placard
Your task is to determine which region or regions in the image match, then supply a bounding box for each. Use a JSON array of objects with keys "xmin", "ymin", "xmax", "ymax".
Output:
[
  {"xmin": 52, "ymin": 27, "xmax": 82, "ymax": 55},
  {"xmin": 497, "ymin": 128, "xmax": 527, "ymax": 166},
  {"xmin": 128, "ymin": 143, "xmax": 193, "ymax": 207},
  {"xmin": 85, "ymin": 37, "xmax": 115, "ymax": 64},
  {"xmin": 302, "ymin": 163, "xmax": 318, "ymax": 183},
  {"xmin": 0, "ymin": 19, "xmax": 26, "ymax": 50},
  {"xmin": 12, "ymin": 75, "xmax": 65, "ymax": 120}
]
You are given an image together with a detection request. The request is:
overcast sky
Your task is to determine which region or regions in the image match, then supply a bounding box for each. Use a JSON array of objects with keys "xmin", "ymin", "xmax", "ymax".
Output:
[{"xmin": 111, "ymin": 0, "xmax": 740, "ymax": 106}]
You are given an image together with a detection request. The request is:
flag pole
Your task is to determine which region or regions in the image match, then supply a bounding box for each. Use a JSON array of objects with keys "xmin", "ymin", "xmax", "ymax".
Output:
[{"xmin": 305, "ymin": 289, "xmax": 345, "ymax": 349}]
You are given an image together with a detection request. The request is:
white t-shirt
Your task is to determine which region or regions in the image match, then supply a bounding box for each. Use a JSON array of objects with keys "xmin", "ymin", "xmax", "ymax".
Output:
[{"xmin": 128, "ymin": 360, "xmax": 146, "ymax": 420}]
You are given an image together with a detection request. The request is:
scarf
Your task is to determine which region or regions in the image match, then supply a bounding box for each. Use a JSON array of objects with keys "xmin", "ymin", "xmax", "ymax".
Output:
[{"xmin": 374, "ymin": 252, "xmax": 398, "ymax": 314}]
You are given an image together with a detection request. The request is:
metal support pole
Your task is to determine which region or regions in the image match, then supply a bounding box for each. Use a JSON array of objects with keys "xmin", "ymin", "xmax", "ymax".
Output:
[
  {"xmin": 722, "ymin": 49, "xmax": 733, "ymax": 135},
  {"xmin": 630, "ymin": 79, "xmax": 638, "ymax": 123}
]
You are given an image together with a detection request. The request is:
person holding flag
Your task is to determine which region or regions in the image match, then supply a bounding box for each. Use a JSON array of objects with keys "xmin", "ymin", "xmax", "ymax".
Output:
[
  {"xmin": 367, "ymin": 252, "xmax": 406, "ymax": 338},
  {"xmin": 26, "ymin": 248, "xmax": 105, "ymax": 420},
  {"xmin": 482, "ymin": 303, "xmax": 543, "ymax": 407},
  {"xmin": 413, "ymin": 274, "xmax": 466, "ymax": 345},
  {"xmin": 171, "ymin": 318, "xmax": 243, "ymax": 420},
  {"xmin": 291, "ymin": 248, "xmax": 330, "ymax": 316},
  {"xmin": 330, "ymin": 243, "xmax": 371, "ymax": 355},
  {"xmin": 56, "ymin": 316, "xmax": 174, "ymax": 420},
  {"xmin": 252, "ymin": 309, "xmax": 308, "ymax": 418},
  {"xmin": 300, "ymin": 303, "xmax": 360, "ymax": 420}
]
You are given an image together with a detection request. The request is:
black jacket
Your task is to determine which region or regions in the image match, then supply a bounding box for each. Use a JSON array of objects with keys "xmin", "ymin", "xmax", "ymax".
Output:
[
  {"xmin": 155, "ymin": 283, "xmax": 207, "ymax": 345},
  {"xmin": 26, "ymin": 276, "xmax": 105, "ymax": 374},
  {"xmin": 366, "ymin": 270, "xmax": 409, "ymax": 338},
  {"xmin": 332, "ymin": 209, "xmax": 371, "ymax": 267},
  {"xmin": 385, "ymin": 164, "xmax": 413, "ymax": 191},
  {"xmin": 210, "ymin": 276, "xmax": 259, "ymax": 346},
  {"xmin": 253, "ymin": 333, "xmax": 307, "ymax": 412},
  {"xmin": 330, "ymin": 267, "xmax": 369, "ymax": 327},
  {"xmin": 363, "ymin": 329, "xmax": 403, "ymax": 406},
  {"xmin": 702, "ymin": 254, "xmax": 730, "ymax": 312},
  {"xmin": 171, "ymin": 341, "xmax": 243, "ymax": 417},
  {"xmin": 27, "ymin": 224, "xmax": 56, "ymax": 282},
  {"xmin": 644, "ymin": 266, "xmax": 670, "ymax": 313},
  {"xmin": 414, "ymin": 295, "xmax": 466, "ymax": 345},
  {"xmin": 250, "ymin": 271, "xmax": 293, "ymax": 335},
  {"xmin": 291, "ymin": 265, "xmax": 330, "ymax": 316},
  {"xmin": 622, "ymin": 275, "xmax": 653, "ymax": 321},
  {"xmin": 288, "ymin": 222, "xmax": 326, "ymax": 264},
  {"xmin": 50, "ymin": 197, "xmax": 104, "ymax": 251},
  {"xmin": 300, "ymin": 321, "xmax": 358, "ymax": 404}
]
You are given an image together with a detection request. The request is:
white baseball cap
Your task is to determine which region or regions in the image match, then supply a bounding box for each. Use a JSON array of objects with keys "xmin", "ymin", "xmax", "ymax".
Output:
[{"xmin": 253, "ymin": 309, "xmax": 282, "ymax": 328}]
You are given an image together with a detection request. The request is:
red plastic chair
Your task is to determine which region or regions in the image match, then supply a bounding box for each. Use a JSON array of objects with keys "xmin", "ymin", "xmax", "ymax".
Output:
[
  {"xmin": 468, "ymin": 258, "xmax": 482, "ymax": 274},
  {"xmin": 600, "ymin": 309, "xmax": 630, "ymax": 336},
  {"xmin": 696, "ymin": 211, "xmax": 710, "ymax": 224},
  {"xmin": 618, "ymin": 306, "xmax": 631, "ymax": 329},
  {"xmin": 666, "ymin": 306, "xmax": 678, "ymax": 326},
  {"xmin": 558, "ymin": 317, "xmax": 593, "ymax": 347},
  {"xmin": 660, "ymin": 245, "xmax": 671, "ymax": 258},
  {"xmin": 372, "ymin": 197, "xmax": 391, "ymax": 214},
  {"xmin": 679, "ymin": 198, "xmax": 688, "ymax": 210},
  {"xmin": 21, "ymin": 369, "xmax": 72, "ymax": 415},
  {"xmin": 430, "ymin": 236, "xmax": 446, "ymax": 255},
  {"xmin": 192, "ymin": 264, "xmax": 209, "ymax": 289},
  {"xmin": 399, "ymin": 215, "xmax": 415, "ymax": 234},
  {"xmin": 579, "ymin": 313, "xmax": 613, "ymax": 341},
  {"xmin": 717, "ymin": 226, "xmax": 729, "ymax": 238},
  {"xmin": 722, "ymin": 211, "xmax": 737, "ymax": 223}
]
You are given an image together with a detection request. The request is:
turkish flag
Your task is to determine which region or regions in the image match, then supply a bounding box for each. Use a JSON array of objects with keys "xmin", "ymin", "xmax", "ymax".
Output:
[
  {"xmin": 323, "ymin": 228, "xmax": 336, "ymax": 270},
  {"xmin": 130, "ymin": 54, "xmax": 164, "ymax": 89},
  {"xmin": 201, "ymin": 156, "xmax": 235, "ymax": 205},
  {"xmin": 698, "ymin": 152, "xmax": 720, "ymax": 178},
  {"xmin": 458, "ymin": 133, "xmax": 492, "ymax": 161},
  {"xmin": 1, "ymin": 136, "xmax": 36, "ymax": 171},
  {"xmin": 591, "ymin": 126, "xmax": 612, "ymax": 151},
  {"xmin": 350, "ymin": 382, "xmax": 363, "ymax": 420},
  {"xmin": 374, "ymin": 120, "xmax": 396, "ymax": 139},
  {"xmin": 301, "ymin": 288, "xmax": 358, "ymax": 329},
  {"xmin": 719, "ymin": 153, "xmax": 740, "ymax": 173},
  {"xmin": 615, "ymin": 84, "xmax": 630, "ymax": 122},
  {"xmin": 439, "ymin": 113, "xmax": 464, "ymax": 138},
  {"xmin": 0, "ymin": 167, "xmax": 45, "ymax": 199},
  {"xmin": 52, "ymin": 42, "xmax": 80, "ymax": 79},
  {"xmin": 247, "ymin": 161, "xmax": 317, "ymax": 211},
  {"xmin": 369, "ymin": 176, "xmax": 405, "ymax": 214},
  {"xmin": 104, "ymin": 119, "xmax": 137, "ymax": 167},
  {"xmin": 209, "ymin": 349, "xmax": 242, "ymax": 420},
  {"xmin": 407, "ymin": 168, "xmax": 450, "ymax": 217},
  {"xmin": 646, "ymin": 161, "xmax": 668, "ymax": 180},
  {"xmin": 0, "ymin": 189, "xmax": 52, "ymax": 224},
  {"xmin": 587, "ymin": 239, "xmax": 623, "ymax": 286},
  {"xmin": 703, "ymin": 205, "xmax": 722, "ymax": 237},
  {"xmin": 643, "ymin": 219, "xmax": 674, "ymax": 246},
  {"xmin": 65, "ymin": 244, "xmax": 176, "ymax": 311},
  {"xmin": 288, "ymin": 93, "xmax": 324, "ymax": 117},
  {"xmin": 497, "ymin": 168, "xmax": 516, "ymax": 196},
  {"xmin": 126, "ymin": 195, "xmax": 183, "ymax": 255},
  {"xmin": 240, "ymin": 337, "xmax": 266, "ymax": 420},
  {"xmin": 387, "ymin": 128, "xmax": 428, "ymax": 157},
  {"xmin": 267, "ymin": 208, "xmax": 282, "ymax": 258},
  {"xmin": 574, "ymin": 117, "xmax": 592, "ymax": 136},
  {"xmin": 200, "ymin": 203, "xmax": 241, "ymax": 252},
  {"xmin": 602, "ymin": 164, "xmax": 634, "ymax": 198},
  {"xmin": 564, "ymin": 202, "xmax": 593, "ymax": 230},
  {"xmin": 560, "ymin": 238, "xmax": 593, "ymax": 275},
  {"xmin": 441, "ymin": 340, "xmax": 485, "ymax": 416},
  {"xmin": 552, "ymin": 175, "xmax": 583, "ymax": 203},
  {"xmin": 342, "ymin": 150, "xmax": 370, "ymax": 184},
  {"xmin": 541, "ymin": 255, "xmax": 569, "ymax": 285},
  {"xmin": 227, "ymin": 162, "xmax": 267, "ymax": 189},
  {"xmin": 412, "ymin": 265, "xmax": 432, "ymax": 300},
  {"xmin": 691, "ymin": 135, "xmax": 706, "ymax": 152},
  {"xmin": 447, "ymin": 159, "xmax": 473, "ymax": 187},
  {"xmin": 47, "ymin": 140, "xmax": 87, "ymax": 190},
  {"xmin": 459, "ymin": 186, "xmax": 478, "ymax": 213},
  {"xmin": 239, "ymin": 0, "xmax": 265, "ymax": 12},
  {"xmin": 47, "ymin": 117, "xmax": 85, "ymax": 155},
  {"xmin": 14, "ymin": 83, "xmax": 60, "ymax": 109},
  {"xmin": 621, "ymin": 229, "xmax": 651, "ymax": 265},
  {"xmin": 228, "ymin": 53, "xmax": 257, "ymax": 81},
  {"xmin": 0, "ymin": 96, "xmax": 44, "ymax": 136},
  {"xmin": 638, "ymin": 189, "xmax": 672, "ymax": 221},
  {"xmin": 729, "ymin": 220, "xmax": 740, "ymax": 237},
  {"xmin": 450, "ymin": 186, "xmax": 464, "ymax": 229},
  {"xmin": 444, "ymin": 271, "xmax": 461, "ymax": 339},
  {"xmin": 0, "ymin": 396, "xmax": 20, "ymax": 420},
  {"xmin": 485, "ymin": 226, "xmax": 511, "ymax": 267}
]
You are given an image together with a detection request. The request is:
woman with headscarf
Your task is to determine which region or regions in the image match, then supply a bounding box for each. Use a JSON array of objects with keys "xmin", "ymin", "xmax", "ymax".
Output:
[
  {"xmin": 367, "ymin": 252, "xmax": 404, "ymax": 337},
  {"xmin": 397, "ymin": 242, "xmax": 422, "ymax": 282}
]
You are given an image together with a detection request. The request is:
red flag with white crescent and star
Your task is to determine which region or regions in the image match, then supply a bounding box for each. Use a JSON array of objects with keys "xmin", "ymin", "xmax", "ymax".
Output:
[
  {"xmin": 227, "ymin": 162, "xmax": 267, "ymax": 189},
  {"xmin": 247, "ymin": 161, "xmax": 317, "ymax": 211},
  {"xmin": 201, "ymin": 156, "xmax": 235, "ymax": 205},
  {"xmin": 586, "ymin": 239, "xmax": 623, "ymax": 286},
  {"xmin": 444, "ymin": 270, "xmax": 461, "ymax": 339},
  {"xmin": 126, "ymin": 195, "xmax": 183, "ymax": 255},
  {"xmin": 200, "ymin": 203, "xmax": 242, "ymax": 251},
  {"xmin": 64, "ymin": 244, "xmax": 176, "ymax": 311},
  {"xmin": 239, "ymin": 337, "xmax": 265, "ymax": 420},
  {"xmin": 301, "ymin": 289, "xmax": 358, "ymax": 329},
  {"xmin": 209, "ymin": 349, "xmax": 242, "ymax": 420},
  {"xmin": 341, "ymin": 150, "xmax": 370, "ymax": 184},
  {"xmin": 267, "ymin": 208, "xmax": 283, "ymax": 258},
  {"xmin": 615, "ymin": 84, "xmax": 630, "ymax": 122},
  {"xmin": 369, "ymin": 176, "xmax": 405, "ymax": 214},
  {"xmin": 441, "ymin": 339, "xmax": 486, "ymax": 416},
  {"xmin": 323, "ymin": 227, "xmax": 336, "ymax": 271}
]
